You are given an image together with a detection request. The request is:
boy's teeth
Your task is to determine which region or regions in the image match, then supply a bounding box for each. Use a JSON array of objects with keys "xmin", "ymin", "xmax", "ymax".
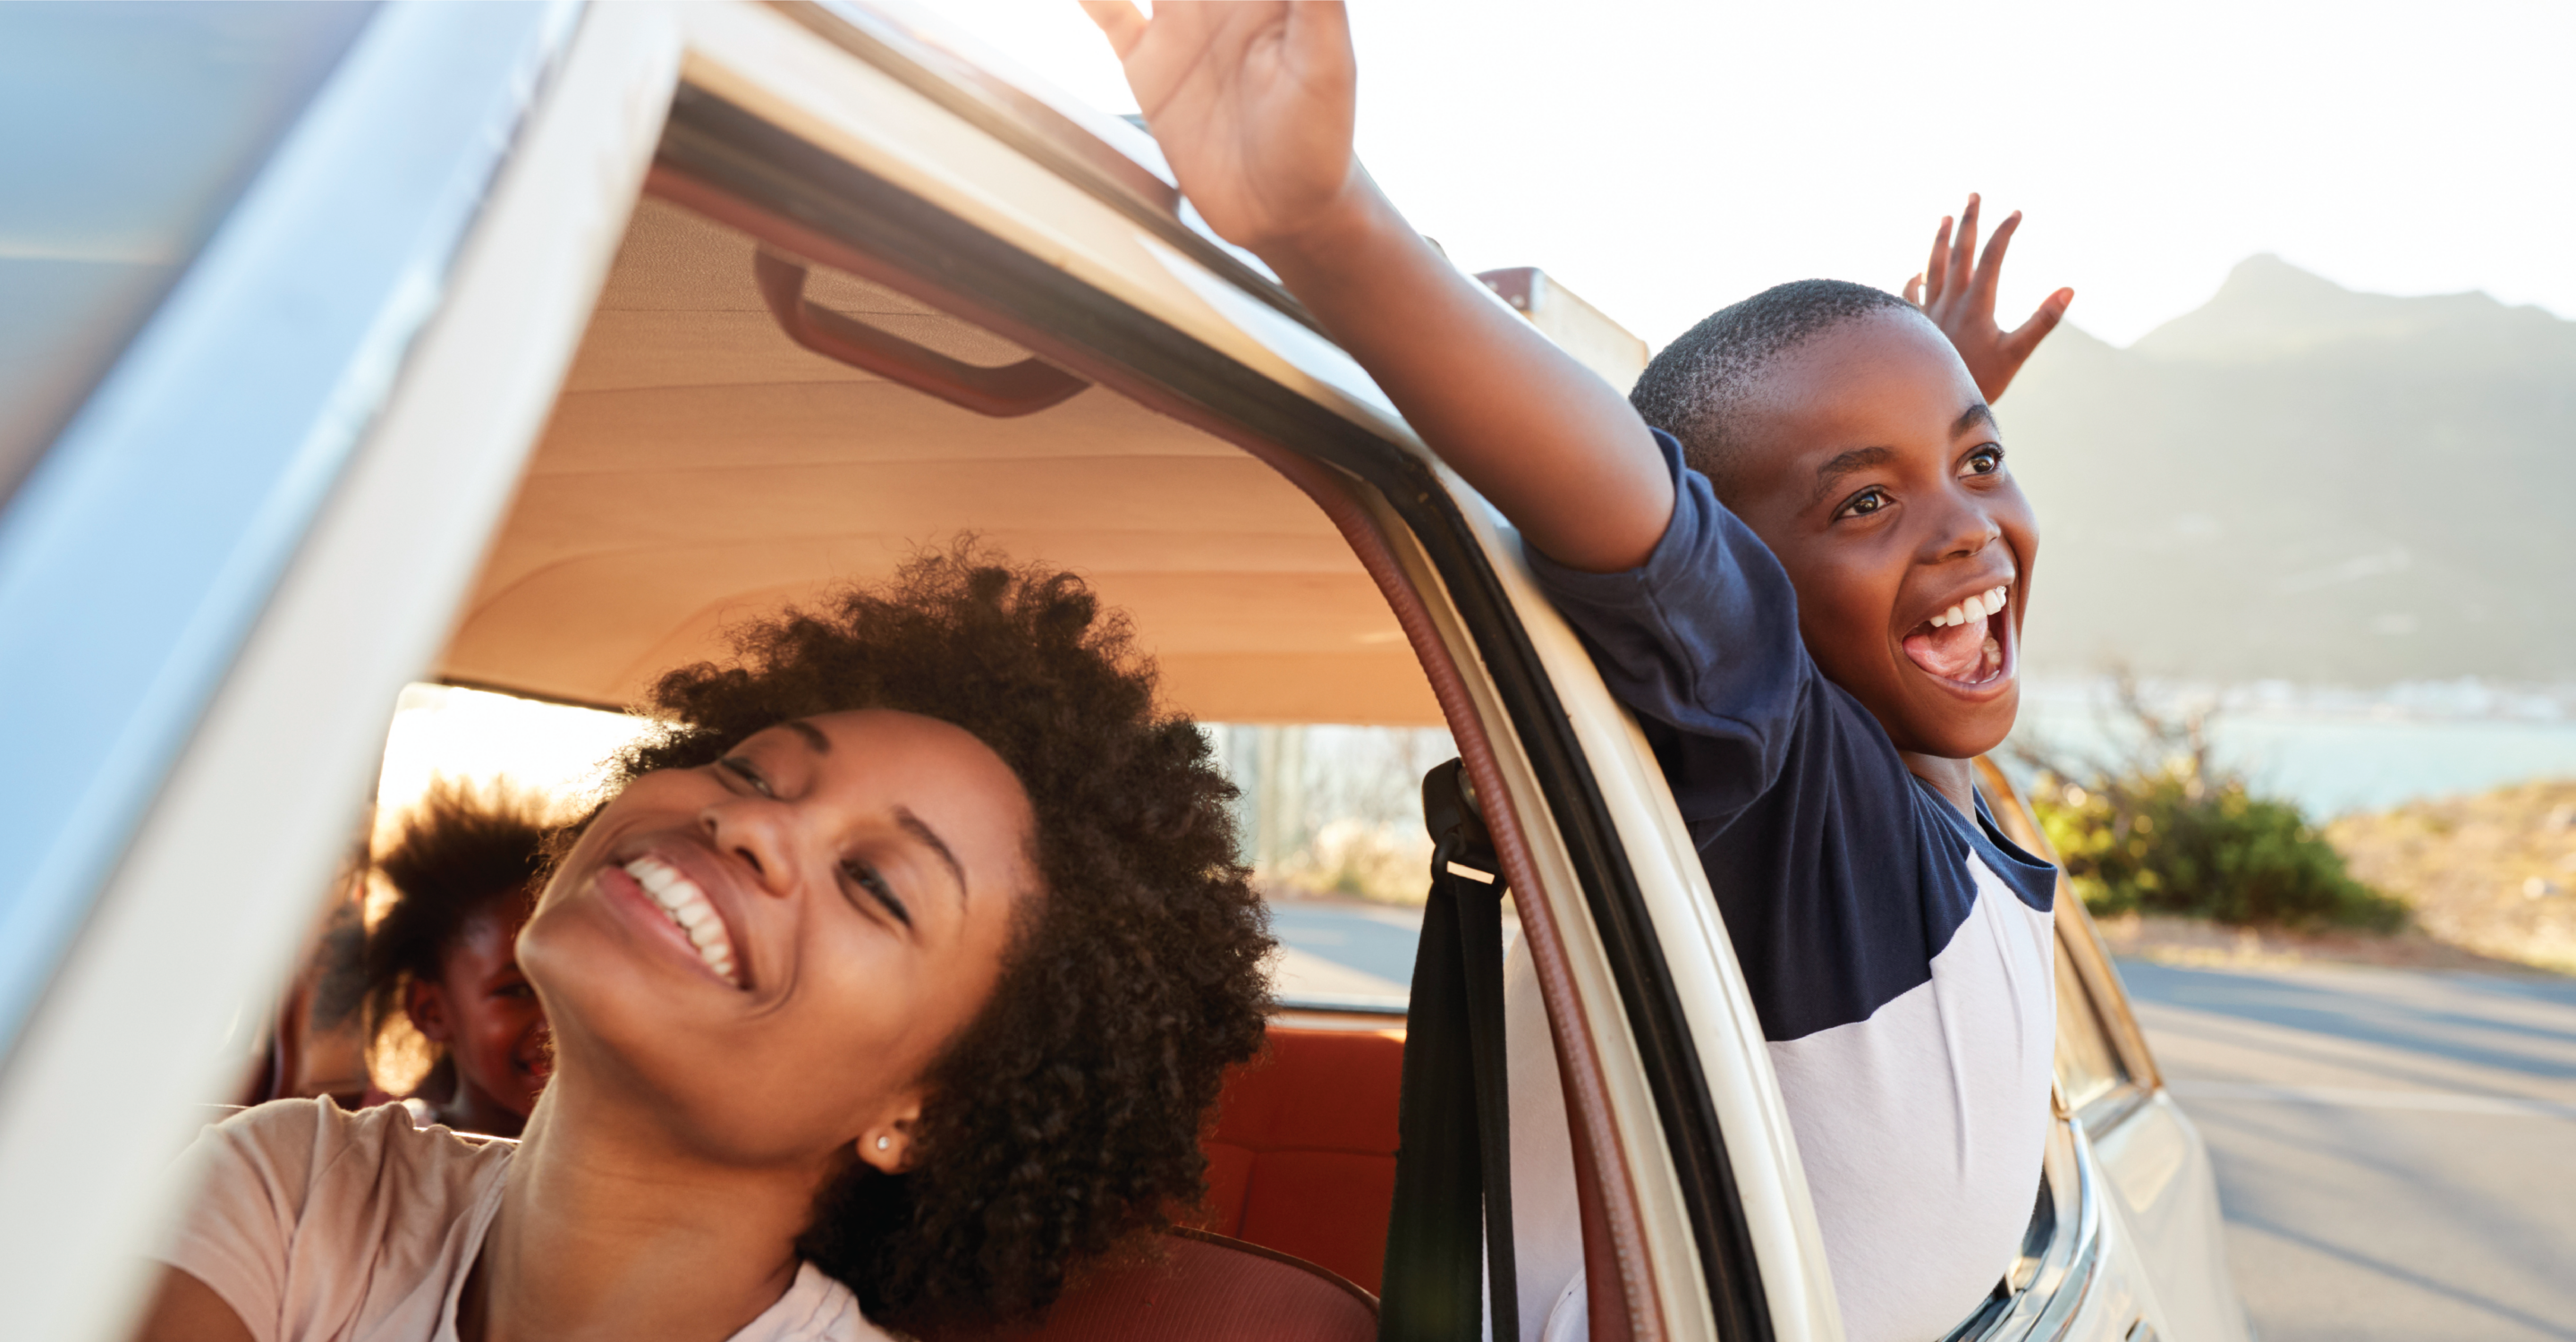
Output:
[
  {"xmin": 622, "ymin": 856, "xmax": 741, "ymax": 986},
  {"xmin": 1928, "ymin": 585, "xmax": 2011, "ymax": 628}
]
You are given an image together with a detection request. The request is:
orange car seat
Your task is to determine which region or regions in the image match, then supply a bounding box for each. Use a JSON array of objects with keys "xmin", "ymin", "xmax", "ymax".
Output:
[
  {"xmin": 919, "ymin": 1229, "xmax": 1374, "ymax": 1342},
  {"xmin": 926, "ymin": 1023, "xmax": 1402, "ymax": 1340},
  {"xmin": 1195, "ymin": 1024, "xmax": 1406, "ymax": 1295}
]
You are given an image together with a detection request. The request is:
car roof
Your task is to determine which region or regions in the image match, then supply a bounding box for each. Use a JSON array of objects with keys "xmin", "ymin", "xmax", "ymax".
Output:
[{"xmin": 434, "ymin": 196, "xmax": 1440, "ymax": 726}]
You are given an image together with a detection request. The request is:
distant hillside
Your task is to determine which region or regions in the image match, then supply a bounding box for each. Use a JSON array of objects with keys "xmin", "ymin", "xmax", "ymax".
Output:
[{"xmin": 2003, "ymin": 255, "xmax": 2576, "ymax": 684}]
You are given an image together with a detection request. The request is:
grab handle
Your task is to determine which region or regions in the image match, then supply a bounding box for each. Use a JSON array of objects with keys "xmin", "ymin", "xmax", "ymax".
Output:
[{"xmin": 752, "ymin": 249, "xmax": 1087, "ymax": 418}]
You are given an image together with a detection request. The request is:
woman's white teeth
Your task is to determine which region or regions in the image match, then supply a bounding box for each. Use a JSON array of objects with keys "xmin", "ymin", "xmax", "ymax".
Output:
[
  {"xmin": 1929, "ymin": 584, "xmax": 2011, "ymax": 628},
  {"xmin": 624, "ymin": 856, "xmax": 740, "ymax": 985}
]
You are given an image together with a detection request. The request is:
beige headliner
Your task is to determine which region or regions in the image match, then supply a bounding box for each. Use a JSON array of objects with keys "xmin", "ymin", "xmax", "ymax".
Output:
[{"xmin": 436, "ymin": 197, "xmax": 1438, "ymax": 725}]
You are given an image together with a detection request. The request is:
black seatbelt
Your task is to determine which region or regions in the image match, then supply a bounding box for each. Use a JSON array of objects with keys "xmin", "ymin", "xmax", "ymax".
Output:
[{"xmin": 1381, "ymin": 759, "xmax": 1520, "ymax": 1342}]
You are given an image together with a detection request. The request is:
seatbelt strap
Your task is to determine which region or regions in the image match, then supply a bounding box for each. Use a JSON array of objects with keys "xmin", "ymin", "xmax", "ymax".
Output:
[{"xmin": 1381, "ymin": 760, "xmax": 1521, "ymax": 1342}]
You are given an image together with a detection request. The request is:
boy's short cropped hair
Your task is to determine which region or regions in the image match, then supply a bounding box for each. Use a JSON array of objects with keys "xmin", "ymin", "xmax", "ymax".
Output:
[{"xmin": 1630, "ymin": 278, "xmax": 1919, "ymax": 493}]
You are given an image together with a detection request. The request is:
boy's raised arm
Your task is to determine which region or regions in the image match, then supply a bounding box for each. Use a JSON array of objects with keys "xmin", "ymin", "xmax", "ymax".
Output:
[{"xmin": 1083, "ymin": 1, "xmax": 1672, "ymax": 573}]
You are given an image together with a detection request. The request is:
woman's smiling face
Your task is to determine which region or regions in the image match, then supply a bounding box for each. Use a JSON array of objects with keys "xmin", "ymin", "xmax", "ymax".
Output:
[{"xmin": 519, "ymin": 709, "xmax": 1037, "ymax": 1169}]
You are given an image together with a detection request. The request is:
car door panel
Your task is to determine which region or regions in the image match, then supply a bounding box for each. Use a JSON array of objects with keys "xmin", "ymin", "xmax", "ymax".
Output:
[{"xmin": 2090, "ymin": 1095, "xmax": 2250, "ymax": 1342}]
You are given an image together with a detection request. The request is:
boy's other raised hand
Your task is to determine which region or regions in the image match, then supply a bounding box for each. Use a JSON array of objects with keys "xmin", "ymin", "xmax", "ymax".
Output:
[
  {"xmin": 1902, "ymin": 194, "xmax": 2075, "ymax": 403},
  {"xmin": 1080, "ymin": 2, "xmax": 1360, "ymax": 255}
]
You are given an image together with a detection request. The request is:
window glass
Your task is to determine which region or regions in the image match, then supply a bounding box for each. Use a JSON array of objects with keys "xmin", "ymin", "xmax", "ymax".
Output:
[
  {"xmin": 1206, "ymin": 722, "xmax": 1456, "ymax": 1011},
  {"xmin": 2055, "ymin": 936, "xmax": 2127, "ymax": 1114},
  {"xmin": 0, "ymin": 1, "xmax": 375, "ymax": 501}
]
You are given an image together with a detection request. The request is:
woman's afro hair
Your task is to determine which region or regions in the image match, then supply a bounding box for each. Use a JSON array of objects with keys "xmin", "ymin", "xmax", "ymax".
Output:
[{"xmin": 598, "ymin": 546, "xmax": 1275, "ymax": 1330}]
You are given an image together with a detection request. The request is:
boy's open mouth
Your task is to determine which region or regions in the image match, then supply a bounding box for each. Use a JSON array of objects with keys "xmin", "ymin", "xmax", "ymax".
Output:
[{"xmin": 1901, "ymin": 583, "xmax": 2011, "ymax": 686}]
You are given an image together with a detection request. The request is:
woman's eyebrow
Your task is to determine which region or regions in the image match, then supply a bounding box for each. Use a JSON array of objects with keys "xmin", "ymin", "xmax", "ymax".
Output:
[
  {"xmin": 895, "ymin": 806, "xmax": 967, "ymax": 903},
  {"xmin": 784, "ymin": 719, "xmax": 831, "ymax": 753},
  {"xmin": 1953, "ymin": 403, "xmax": 1997, "ymax": 437}
]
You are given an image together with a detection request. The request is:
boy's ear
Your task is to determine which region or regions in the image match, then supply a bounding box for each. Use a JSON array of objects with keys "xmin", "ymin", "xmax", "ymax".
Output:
[{"xmin": 404, "ymin": 978, "xmax": 452, "ymax": 1045}]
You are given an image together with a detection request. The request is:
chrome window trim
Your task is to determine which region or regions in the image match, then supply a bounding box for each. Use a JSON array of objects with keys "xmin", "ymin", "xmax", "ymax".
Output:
[
  {"xmin": 1939, "ymin": 1117, "xmax": 2107, "ymax": 1342},
  {"xmin": 2076, "ymin": 1082, "xmax": 2154, "ymax": 1137},
  {"xmin": 0, "ymin": 0, "xmax": 581, "ymax": 1055}
]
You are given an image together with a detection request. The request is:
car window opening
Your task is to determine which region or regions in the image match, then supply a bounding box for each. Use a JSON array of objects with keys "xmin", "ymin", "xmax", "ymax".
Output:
[{"xmin": 210, "ymin": 183, "xmax": 1619, "ymax": 1340}]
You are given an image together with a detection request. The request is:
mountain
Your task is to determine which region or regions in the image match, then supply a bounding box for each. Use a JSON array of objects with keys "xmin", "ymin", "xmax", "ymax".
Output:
[{"xmin": 2001, "ymin": 255, "xmax": 2576, "ymax": 684}]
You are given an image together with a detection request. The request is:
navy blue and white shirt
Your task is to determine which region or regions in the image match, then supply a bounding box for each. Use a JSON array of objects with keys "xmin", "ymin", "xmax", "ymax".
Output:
[{"xmin": 1526, "ymin": 431, "xmax": 2059, "ymax": 1342}]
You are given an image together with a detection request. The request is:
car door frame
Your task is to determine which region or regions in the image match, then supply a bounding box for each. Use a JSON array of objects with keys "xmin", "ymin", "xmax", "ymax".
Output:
[{"xmin": 0, "ymin": 5, "xmax": 674, "ymax": 1338}]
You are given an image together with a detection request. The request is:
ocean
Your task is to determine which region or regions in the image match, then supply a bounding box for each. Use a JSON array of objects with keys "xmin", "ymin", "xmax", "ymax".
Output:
[{"xmin": 2008, "ymin": 680, "xmax": 2576, "ymax": 819}]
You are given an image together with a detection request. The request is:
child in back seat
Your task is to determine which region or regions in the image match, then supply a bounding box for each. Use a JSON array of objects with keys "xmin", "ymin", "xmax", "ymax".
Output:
[
  {"xmin": 363, "ymin": 782, "xmax": 555, "ymax": 1137},
  {"xmin": 1085, "ymin": 5, "xmax": 2073, "ymax": 1337}
]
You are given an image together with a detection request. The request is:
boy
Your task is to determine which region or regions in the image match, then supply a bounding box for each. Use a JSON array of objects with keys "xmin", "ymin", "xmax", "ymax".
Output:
[{"xmin": 1086, "ymin": 4, "xmax": 2072, "ymax": 1338}]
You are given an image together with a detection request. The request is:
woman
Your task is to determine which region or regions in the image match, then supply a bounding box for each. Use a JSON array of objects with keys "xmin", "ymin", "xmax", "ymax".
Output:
[
  {"xmin": 137, "ymin": 553, "xmax": 1275, "ymax": 1342},
  {"xmin": 363, "ymin": 782, "xmax": 555, "ymax": 1137}
]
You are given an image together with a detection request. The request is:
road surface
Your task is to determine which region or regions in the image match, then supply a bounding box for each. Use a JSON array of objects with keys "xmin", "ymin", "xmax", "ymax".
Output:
[
  {"xmin": 1269, "ymin": 899, "xmax": 1419, "ymax": 1007},
  {"xmin": 2117, "ymin": 960, "xmax": 2576, "ymax": 1342}
]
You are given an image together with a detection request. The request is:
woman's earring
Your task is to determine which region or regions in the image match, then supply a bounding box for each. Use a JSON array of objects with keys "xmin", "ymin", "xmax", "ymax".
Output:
[{"xmin": 876, "ymin": 1134, "xmax": 892, "ymax": 1151}]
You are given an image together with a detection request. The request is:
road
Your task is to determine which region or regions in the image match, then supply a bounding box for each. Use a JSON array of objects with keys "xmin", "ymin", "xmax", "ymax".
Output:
[
  {"xmin": 1273, "ymin": 900, "xmax": 2576, "ymax": 1338},
  {"xmin": 1268, "ymin": 899, "xmax": 1419, "ymax": 1007},
  {"xmin": 2120, "ymin": 960, "xmax": 2576, "ymax": 1342}
]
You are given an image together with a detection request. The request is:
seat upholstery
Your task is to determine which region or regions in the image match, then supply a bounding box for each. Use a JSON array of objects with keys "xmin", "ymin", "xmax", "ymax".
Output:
[
  {"xmin": 920, "ymin": 1229, "xmax": 1376, "ymax": 1342},
  {"xmin": 1197, "ymin": 1024, "xmax": 1406, "ymax": 1295},
  {"xmin": 919, "ymin": 1024, "xmax": 1399, "ymax": 1341}
]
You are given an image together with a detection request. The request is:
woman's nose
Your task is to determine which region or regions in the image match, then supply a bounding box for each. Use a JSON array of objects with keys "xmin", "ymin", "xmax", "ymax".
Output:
[{"xmin": 699, "ymin": 800, "xmax": 796, "ymax": 897}]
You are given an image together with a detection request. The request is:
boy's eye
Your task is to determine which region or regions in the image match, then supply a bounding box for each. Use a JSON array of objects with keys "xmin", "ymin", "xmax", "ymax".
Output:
[
  {"xmin": 1961, "ymin": 445, "xmax": 2004, "ymax": 477},
  {"xmin": 1835, "ymin": 487, "xmax": 1892, "ymax": 520},
  {"xmin": 717, "ymin": 755, "xmax": 774, "ymax": 796},
  {"xmin": 843, "ymin": 858, "xmax": 912, "ymax": 928}
]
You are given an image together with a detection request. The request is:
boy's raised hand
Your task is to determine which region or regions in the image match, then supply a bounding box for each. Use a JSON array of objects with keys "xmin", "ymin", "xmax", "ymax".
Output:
[
  {"xmin": 1080, "ymin": 2, "xmax": 1360, "ymax": 253},
  {"xmin": 1082, "ymin": 0, "xmax": 1668, "ymax": 573},
  {"xmin": 1902, "ymin": 194, "xmax": 2075, "ymax": 403}
]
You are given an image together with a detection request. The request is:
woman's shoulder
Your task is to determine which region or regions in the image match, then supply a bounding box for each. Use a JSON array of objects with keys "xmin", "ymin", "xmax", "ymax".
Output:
[
  {"xmin": 200, "ymin": 1096, "xmax": 513, "ymax": 1210},
  {"xmin": 161, "ymin": 1100, "xmax": 516, "ymax": 1339},
  {"xmin": 751, "ymin": 1261, "xmax": 902, "ymax": 1342}
]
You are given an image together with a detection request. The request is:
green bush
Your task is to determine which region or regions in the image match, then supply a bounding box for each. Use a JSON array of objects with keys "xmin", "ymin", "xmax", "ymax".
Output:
[
  {"xmin": 2020, "ymin": 677, "xmax": 2406, "ymax": 931},
  {"xmin": 2029, "ymin": 768, "xmax": 2405, "ymax": 930}
]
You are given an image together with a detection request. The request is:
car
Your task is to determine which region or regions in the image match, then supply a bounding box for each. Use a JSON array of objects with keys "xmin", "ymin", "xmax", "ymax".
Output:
[{"xmin": 0, "ymin": 4, "xmax": 2251, "ymax": 1339}]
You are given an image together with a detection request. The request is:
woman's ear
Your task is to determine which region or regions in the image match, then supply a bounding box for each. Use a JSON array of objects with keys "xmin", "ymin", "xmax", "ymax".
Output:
[
  {"xmin": 404, "ymin": 977, "xmax": 453, "ymax": 1046},
  {"xmin": 856, "ymin": 1103, "xmax": 921, "ymax": 1175}
]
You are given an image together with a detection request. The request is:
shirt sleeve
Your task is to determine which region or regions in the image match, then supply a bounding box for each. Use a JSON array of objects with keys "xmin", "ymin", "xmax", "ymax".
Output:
[
  {"xmin": 153, "ymin": 1099, "xmax": 336, "ymax": 1342},
  {"xmin": 1521, "ymin": 429, "xmax": 1817, "ymax": 828}
]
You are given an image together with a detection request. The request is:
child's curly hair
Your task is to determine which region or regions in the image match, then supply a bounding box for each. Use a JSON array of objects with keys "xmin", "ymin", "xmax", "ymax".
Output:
[
  {"xmin": 594, "ymin": 546, "xmax": 1274, "ymax": 1330},
  {"xmin": 366, "ymin": 781, "xmax": 551, "ymax": 1099}
]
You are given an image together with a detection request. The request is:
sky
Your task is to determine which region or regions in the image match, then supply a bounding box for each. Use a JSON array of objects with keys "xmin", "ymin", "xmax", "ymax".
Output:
[{"xmin": 928, "ymin": 0, "xmax": 2576, "ymax": 349}]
